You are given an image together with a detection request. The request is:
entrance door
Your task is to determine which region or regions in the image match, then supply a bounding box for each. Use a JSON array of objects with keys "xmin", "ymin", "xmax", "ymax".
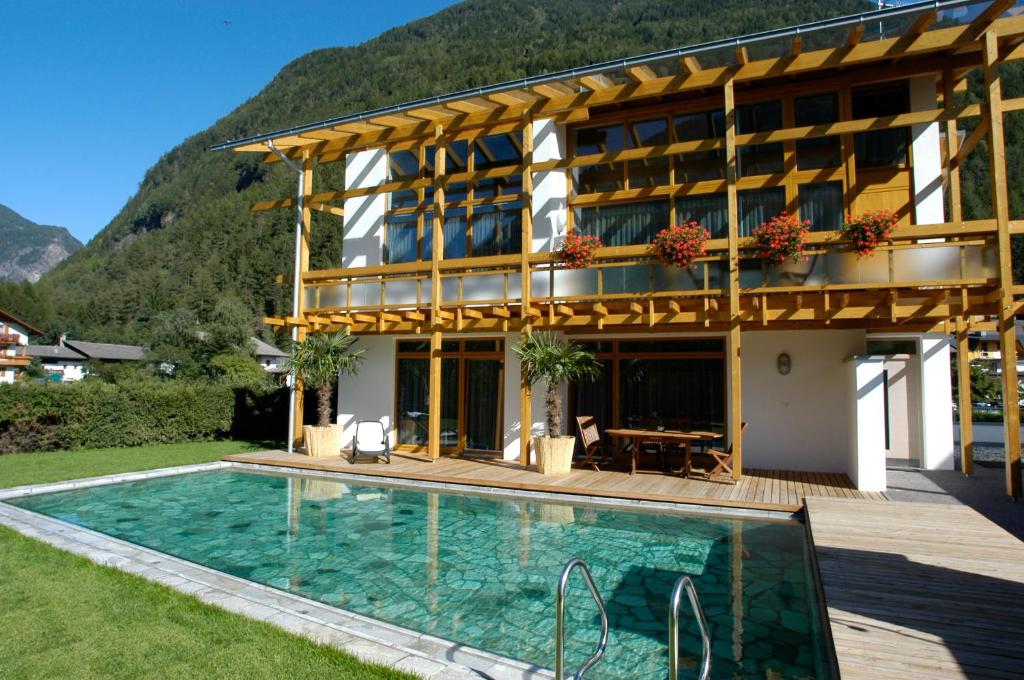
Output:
[{"xmin": 882, "ymin": 355, "xmax": 922, "ymax": 466}]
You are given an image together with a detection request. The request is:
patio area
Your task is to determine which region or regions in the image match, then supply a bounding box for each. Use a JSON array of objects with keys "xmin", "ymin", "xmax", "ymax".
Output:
[{"xmin": 223, "ymin": 450, "xmax": 884, "ymax": 512}]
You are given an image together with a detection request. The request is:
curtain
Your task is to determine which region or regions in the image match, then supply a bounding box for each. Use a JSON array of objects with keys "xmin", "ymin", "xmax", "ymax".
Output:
[
  {"xmin": 396, "ymin": 358, "xmax": 429, "ymax": 445},
  {"xmin": 385, "ymin": 218, "xmax": 418, "ymax": 264},
  {"xmin": 465, "ymin": 360, "xmax": 503, "ymax": 451},
  {"xmin": 618, "ymin": 358, "xmax": 725, "ymax": 431},
  {"xmin": 798, "ymin": 182, "xmax": 843, "ymax": 232},
  {"xmin": 677, "ymin": 193, "xmax": 729, "ymax": 237},
  {"xmin": 738, "ymin": 188, "xmax": 786, "ymax": 236},
  {"xmin": 577, "ymin": 200, "xmax": 670, "ymax": 247}
]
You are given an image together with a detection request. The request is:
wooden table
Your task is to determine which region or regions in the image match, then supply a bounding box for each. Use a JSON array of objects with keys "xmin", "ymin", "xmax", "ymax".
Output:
[{"xmin": 605, "ymin": 428, "xmax": 722, "ymax": 475}]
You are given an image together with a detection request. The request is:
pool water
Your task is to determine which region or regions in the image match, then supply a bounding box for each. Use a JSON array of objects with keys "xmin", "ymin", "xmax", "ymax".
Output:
[{"xmin": 8, "ymin": 469, "xmax": 834, "ymax": 678}]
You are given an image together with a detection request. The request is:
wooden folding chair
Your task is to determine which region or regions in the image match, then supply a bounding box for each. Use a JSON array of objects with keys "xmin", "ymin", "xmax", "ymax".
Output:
[
  {"xmin": 691, "ymin": 422, "xmax": 746, "ymax": 481},
  {"xmin": 575, "ymin": 416, "xmax": 612, "ymax": 471}
]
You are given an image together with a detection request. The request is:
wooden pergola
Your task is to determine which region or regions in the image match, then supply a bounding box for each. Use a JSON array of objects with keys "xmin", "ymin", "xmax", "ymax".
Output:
[{"xmin": 215, "ymin": 0, "xmax": 1024, "ymax": 496}]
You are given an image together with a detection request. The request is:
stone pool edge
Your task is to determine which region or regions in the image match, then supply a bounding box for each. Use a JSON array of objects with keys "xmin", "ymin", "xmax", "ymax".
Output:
[{"xmin": 0, "ymin": 465, "xmax": 552, "ymax": 680}]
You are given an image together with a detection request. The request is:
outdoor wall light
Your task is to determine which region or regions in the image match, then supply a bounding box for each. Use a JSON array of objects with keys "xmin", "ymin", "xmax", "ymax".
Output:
[{"xmin": 777, "ymin": 352, "xmax": 792, "ymax": 375}]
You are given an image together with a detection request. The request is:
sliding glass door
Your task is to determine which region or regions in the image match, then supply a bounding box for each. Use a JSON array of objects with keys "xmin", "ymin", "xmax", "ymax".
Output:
[{"xmin": 395, "ymin": 339, "xmax": 505, "ymax": 455}]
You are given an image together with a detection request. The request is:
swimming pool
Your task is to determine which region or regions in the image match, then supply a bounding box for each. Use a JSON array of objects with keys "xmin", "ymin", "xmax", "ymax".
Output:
[{"xmin": 7, "ymin": 468, "xmax": 834, "ymax": 678}]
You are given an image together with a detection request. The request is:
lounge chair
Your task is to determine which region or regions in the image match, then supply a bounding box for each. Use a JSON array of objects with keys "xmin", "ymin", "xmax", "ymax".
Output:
[
  {"xmin": 350, "ymin": 420, "xmax": 391, "ymax": 464},
  {"xmin": 575, "ymin": 416, "xmax": 612, "ymax": 471},
  {"xmin": 690, "ymin": 422, "xmax": 746, "ymax": 481}
]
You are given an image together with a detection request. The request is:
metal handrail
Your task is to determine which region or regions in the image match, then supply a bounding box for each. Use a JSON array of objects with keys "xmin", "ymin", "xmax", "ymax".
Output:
[
  {"xmin": 668, "ymin": 576, "xmax": 712, "ymax": 680},
  {"xmin": 555, "ymin": 558, "xmax": 610, "ymax": 680}
]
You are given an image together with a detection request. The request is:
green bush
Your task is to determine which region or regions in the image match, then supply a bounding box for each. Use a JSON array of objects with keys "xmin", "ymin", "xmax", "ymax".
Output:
[{"xmin": 0, "ymin": 381, "xmax": 266, "ymax": 453}]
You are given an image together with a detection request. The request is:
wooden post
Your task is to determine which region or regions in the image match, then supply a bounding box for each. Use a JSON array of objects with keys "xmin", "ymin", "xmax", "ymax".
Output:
[
  {"xmin": 725, "ymin": 75, "xmax": 743, "ymax": 480},
  {"xmin": 983, "ymin": 30, "xmax": 1021, "ymax": 498},
  {"xmin": 520, "ymin": 118, "xmax": 534, "ymax": 467},
  {"xmin": 943, "ymin": 68, "xmax": 963, "ymax": 224},
  {"xmin": 293, "ymin": 152, "xmax": 314, "ymax": 449},
  {"xmin": 428, "ymin": 124, "xmax": 446, "ymax": 461},
  {"xmin": 956, "ymin": 316, "xmax": 974, "ymax": 475}
]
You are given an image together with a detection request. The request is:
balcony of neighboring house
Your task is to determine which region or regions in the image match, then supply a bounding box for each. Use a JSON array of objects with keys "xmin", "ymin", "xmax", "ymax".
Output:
[{"xmin": 0, "ymin": 344, "xmax": 31, "ymax": 367}]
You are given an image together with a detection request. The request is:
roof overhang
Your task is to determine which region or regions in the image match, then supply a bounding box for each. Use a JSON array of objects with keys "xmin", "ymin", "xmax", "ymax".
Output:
[{"xmin": 211, "ymin": 0, "xmax": 1024, "ymax": 165}]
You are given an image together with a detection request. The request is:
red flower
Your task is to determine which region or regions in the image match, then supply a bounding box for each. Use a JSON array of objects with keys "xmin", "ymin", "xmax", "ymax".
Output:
[
  {"xmin": 652, "ymin": 222, "xmax": 710, "ymax": 269},
  {"xmin": 751, "ymin": 212, "xmax": 811, "ymax": 265},
  {"xmin": 557, "ymin": 232, "xmax": 603, "ymax": 269},
  {"xmin": 842, "ymin": 210, "xmax": 897, "ymax": 257}
]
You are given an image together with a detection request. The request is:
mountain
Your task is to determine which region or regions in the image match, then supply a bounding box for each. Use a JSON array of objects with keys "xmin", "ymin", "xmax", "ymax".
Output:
[
  {"xmin": 1, "ymin": 0, "xmax": 945, "ymax": 342},
  {"xmin": 0, "ymin": 204, "xmax": 82, "ymax": 283}
]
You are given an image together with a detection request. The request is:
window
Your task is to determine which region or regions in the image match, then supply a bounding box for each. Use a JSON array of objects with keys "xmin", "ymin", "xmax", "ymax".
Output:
[
  {"xmin": 795, "ymin": 93, "xmax": 841, "ymax": 170},
  {"xmin": 673, "ymin": 109, "xmax": 726, "ymax": 182},
  {"xmin": 575, "ymin": 200, "xmax": 670, "ymax": 247},
  {"xmin": 853, "ymin": 81, "xmax": 910, "ymax": 168},
  {"xmin": 676, "ymin": 193, "xmax": 728, "ymax": 238},
  {"xmin": 798, "ymin": 182, "xmax": 843, "ymax": 232},
  {"xmin": 385, "ymin": 132, "xmax": 523, "ymax": 261},
  {"xmin": 575, "ymin": 123, "xmax": 627, "ymax": 193},
  {"xmin": 738, "ymin": 187, "xmax": 786, "ymax": 236},
  {"xmin": 737, "ymin": 100, "xmax": 783, "ymax": 177}
]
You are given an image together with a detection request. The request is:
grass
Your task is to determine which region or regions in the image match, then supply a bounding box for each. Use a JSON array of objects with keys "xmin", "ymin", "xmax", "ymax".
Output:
[
  {"xmin": 0, "ymin": 439, "xmax": 267, "ymax": 489},
  {"xmin": 0, "ymin": 443, "xmax": 417, "ymax": 680}
]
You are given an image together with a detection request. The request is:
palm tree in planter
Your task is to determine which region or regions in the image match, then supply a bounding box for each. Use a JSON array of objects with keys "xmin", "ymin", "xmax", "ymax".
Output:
[
  {"xmin": 285, "ymin": 330, "xmax": 365, "ymax": 457},
  {"xmin": 514, "ymin": 331, "xmax": 602, "ymax": 475}
]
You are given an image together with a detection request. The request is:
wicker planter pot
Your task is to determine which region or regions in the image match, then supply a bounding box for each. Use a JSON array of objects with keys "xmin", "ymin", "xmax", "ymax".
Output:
[
  {"xmin": 303, "ymin": 424, "xmax": 343, "ymax": 457},
  {"xmin": 534, "ymin": 435, "xmax": 575, "ymax": 475}
]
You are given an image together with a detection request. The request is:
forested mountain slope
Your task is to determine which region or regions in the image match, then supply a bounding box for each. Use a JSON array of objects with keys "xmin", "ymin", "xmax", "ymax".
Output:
[{"xmin": 5, "ymin": 0, "xmax": 1018, "ymax": 343}]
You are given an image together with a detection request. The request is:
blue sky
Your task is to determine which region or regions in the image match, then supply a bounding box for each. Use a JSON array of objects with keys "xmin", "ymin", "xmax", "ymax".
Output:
[{"xmin": 0, "ymin": 0, "xmax": 457, "ymax": 244}]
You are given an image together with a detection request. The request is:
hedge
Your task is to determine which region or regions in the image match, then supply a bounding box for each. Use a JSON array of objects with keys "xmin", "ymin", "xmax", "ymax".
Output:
[{"xmin": 0, "ymin": 381, "xmax": 288, "ymax": 453}]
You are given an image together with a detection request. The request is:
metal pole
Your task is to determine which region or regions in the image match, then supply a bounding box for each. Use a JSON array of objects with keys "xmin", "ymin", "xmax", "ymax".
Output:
[
  {"xmin": 668, "ymin": 575, "xmax": 711, "ymax": 680},
  {"xmin": 267, "ymin": 141, "xmax": 305, "ymax": 454}
]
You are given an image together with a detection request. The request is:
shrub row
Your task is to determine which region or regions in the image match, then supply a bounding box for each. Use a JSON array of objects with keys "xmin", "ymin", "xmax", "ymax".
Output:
[{"xmin": 0, "ymin": 381, "xmax": 288, "ymax": 453}]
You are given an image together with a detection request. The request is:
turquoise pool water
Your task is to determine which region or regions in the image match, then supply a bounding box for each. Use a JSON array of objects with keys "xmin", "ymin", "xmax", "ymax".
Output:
[{"xmin": 8, "ymin": 469, "xmax": 833, "ymax": 678}]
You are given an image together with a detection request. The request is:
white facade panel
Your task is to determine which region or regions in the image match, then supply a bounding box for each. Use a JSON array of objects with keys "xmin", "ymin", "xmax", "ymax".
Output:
[
  {"xmin": 342, "ymin": 147, "xmax": 388, "ymax": 268},
  {"xmin": 531, "ymin": 118, "xmax": 567, "ymax": 254},
  {"xmin": 848, "ymin": 356, "xmax": 888, "ymax": 492},
  {"xmin": 919, "ymin": 333, "xmax": 956, "ymax": 470},
  {"xmin": 337, "ymin": 335, "xmax": 396, "ymax": 449},
  {"xmin": 909, "ymin": 75, "xmax": 944, "ymax": 225}
]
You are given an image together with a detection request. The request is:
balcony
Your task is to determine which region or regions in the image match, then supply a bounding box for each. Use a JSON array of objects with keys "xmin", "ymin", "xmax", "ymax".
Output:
[
  {"xmin": 0, "ymin": 346, "xmax": 30, "ymax": 367},
  {"xmin": 296, "ymin": 219, "xmax": 1001, "ymax": 332},
  {"xmin": 0, "ymin": 333, "xmax": 22, "ymax": 345}
]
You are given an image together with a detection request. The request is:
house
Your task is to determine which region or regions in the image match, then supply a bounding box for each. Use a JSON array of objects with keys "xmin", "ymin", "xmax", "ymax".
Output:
[
  {"xmin": 214, "ymin": 0, "xmax": 1024, "ymax": 497},
  {"xmin": 25, "ymin": 344, "xmax": 87, "ymax": 382},
  {"xmin": 950, "ymin": 321, "xmax": 1024, "ymax": 376},
  {"xmin": 253, "ymin": 337, "xmax": 288, "ymax": 373},
  {"xmin": 0, "ymin": 309, "xmax": 39, "ymax": 384},
  {"xmin": 25, "ymin": 337, "xmax": 144, "ymax": 382}
]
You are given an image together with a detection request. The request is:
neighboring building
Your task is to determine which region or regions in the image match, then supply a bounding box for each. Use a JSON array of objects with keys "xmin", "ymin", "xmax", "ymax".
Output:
[
  {"xmin": 214, "ymin": 1, "xmax": 1024, "ymax": 496},
  {"xmin": 62, "ymin": 339, "xmax": 144, "ymax": 363},
  {"xmin": 0, "ymin": 309, "xmax": 39, "ymax": 384},
  {"xmin": 25, "ymin": 344, "xmax": 87, "ymax": 382},
  {"xmin": 952, "ymin": 322, "xmax": 1024, "ymax": 376},
  {"xmin": 253, "ymin": 337, "xmax": 288, "ymax": 373}
]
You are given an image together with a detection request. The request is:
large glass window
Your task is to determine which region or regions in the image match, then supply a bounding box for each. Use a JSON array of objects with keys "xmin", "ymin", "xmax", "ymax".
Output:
[
  {"xmin": 737, "ymin": 100, "xmax": 783, "ymax": 177},
  {"xmin": 676, "ymin": 193, "xmax": 728, "ymax": 238},
  {"xmin": 795, "ymin": 93, "xmax": 841, "ymax": 170},
  {"xmin": 853, "ymin": 81, "xmax": 910, "ymax": 168},
  {"xmin": 385, "ymin": 214, "xmax": 418, "ymax": 264},
  {"xmin": 575, "ymin": 123, "xmax": 628, "ymax": 194}
]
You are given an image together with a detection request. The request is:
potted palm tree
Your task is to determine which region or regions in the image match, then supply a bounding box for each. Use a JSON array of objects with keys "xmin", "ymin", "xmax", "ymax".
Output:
[
  {"xmin": 514, "ymin": 331, "xmax": 602, "ymax": 475},
  {"xmin": 285, "ymin": 330, "xmax": 365, "ymax": 457}
]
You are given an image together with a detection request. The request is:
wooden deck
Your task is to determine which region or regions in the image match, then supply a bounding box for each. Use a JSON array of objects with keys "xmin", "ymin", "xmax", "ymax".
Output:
[
  {"xmin": 223, "ymin": 450, "xmax": 885, "ymax": 512},
  {"xmin": 806, "ymin": 497, "xmax": 1024, "ymax": 679}
]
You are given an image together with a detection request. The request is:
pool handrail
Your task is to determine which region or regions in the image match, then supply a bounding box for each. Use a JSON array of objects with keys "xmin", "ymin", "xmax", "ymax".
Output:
[
  {"xmin": 668, "ymin": 575, "xmax": 712, "ymax": 680},
  {"xmin": 555, "ymin": 557, "xmax": 609, "ymax": 679}
]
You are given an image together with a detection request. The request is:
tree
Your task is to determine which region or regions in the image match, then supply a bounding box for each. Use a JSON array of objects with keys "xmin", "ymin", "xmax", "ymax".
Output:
[
  {"xmin": 284, "ymin": 330, "xmax": 365, "ymax": 426},
  {"xmin": 209, "ymin": 352, "xmax": 272, "ymax": 389},
  {"xmin": 513, "ymin": 331, "xmax": 601, "ymax": 436}
]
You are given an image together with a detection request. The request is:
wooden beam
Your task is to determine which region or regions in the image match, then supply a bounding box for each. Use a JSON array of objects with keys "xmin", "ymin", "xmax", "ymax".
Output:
[
  {"xmin": 626, "ymin": 65, "xmax": 658, "ymax": 83},
  {"xmin": 984, "ymin": 29, "xmax": 1021, "ymax": 497},
  {"xmin": 846, "ymin": 23, "xmax": 865, "ymax": 47},
  {"xmin": 579, "ymin": 74, "xmax": 613, "ymax": 91},
  {"xmin": 944, "ymin": 68, "xmax": 963, "ymax": 224},
  {"xmin": 461, "ymin": 308, "xmax": 484, "ymax": 319},
  {"xmin": 678, "ymin": 55, "xmax": 702, "ymax": 74},
  {"xmin": 490, "ymin": 306, "xmax": 511, "ymax": 318},
  {"xmin": 428, "ymin": 123, "xmax": 446, "ymax": 462},
  {"xmin": 966, "ymin": 0, "xmax": 1017, "ymax": 41},
  {"xmin": 629, "ymin": 301, "xmax": 644, "ymax": 315},
  {"xmin": 725, "ymin": 74, "xmax": 742, "ymax": 481},
  {"xmin": 791, "ymin": 36, "xmax": 802, "ymax": 57},
  {"xmin": 735, "ymin": 46, "xmax": 749, "ymax": 66},
  {"xmin": 520, "ymin": 118, "xmax": 534, "ymax": 468},
  {"xmin": 404, "ymin": 310, "xmax": 426, "ymax": 321},
  {"xmin": 951, "ymin": 118, "xmax": 990, "ymax": 168},
  {"xmin": 905, "ymin": 10, "xmax": 937, "ymax": 39}
]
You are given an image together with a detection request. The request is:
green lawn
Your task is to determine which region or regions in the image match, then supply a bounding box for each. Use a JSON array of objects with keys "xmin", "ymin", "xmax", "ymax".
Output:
[
  {"xmin": 0, "ymin": 440, "xmax": 266, "ymax": 490},
  {"xmin": 0, "ymin": 443, "xmax": 417, "ymax": 680}
]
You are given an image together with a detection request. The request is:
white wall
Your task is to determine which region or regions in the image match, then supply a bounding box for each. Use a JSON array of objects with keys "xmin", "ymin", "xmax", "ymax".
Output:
[
  {"xmin": 502, "ymin": 332, "xmax": 547, "ymax": 461},
  {"xmin": 342, "ymin": 147, "xmax": 388, "ymax": 268},
  {"xmin": 741, "ymin": 329, "xmax": 865, "ymax": 472},
  {"xmin": 337, "ymin": 335, "xmax": 396, "ymax": 449},
  {"xmin": 919, "ymin": 333, "xmax": 955, "ymax": 469},
  {"xmin": 910, "ymin": 75, "xmax": 944, "ymax": 225}
]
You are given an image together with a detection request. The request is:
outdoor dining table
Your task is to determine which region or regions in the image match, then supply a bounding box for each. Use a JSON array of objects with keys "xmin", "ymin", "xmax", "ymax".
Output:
[{"xmin": 604, "ymin": 428, "xmax": 723, "ymax": 476}]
